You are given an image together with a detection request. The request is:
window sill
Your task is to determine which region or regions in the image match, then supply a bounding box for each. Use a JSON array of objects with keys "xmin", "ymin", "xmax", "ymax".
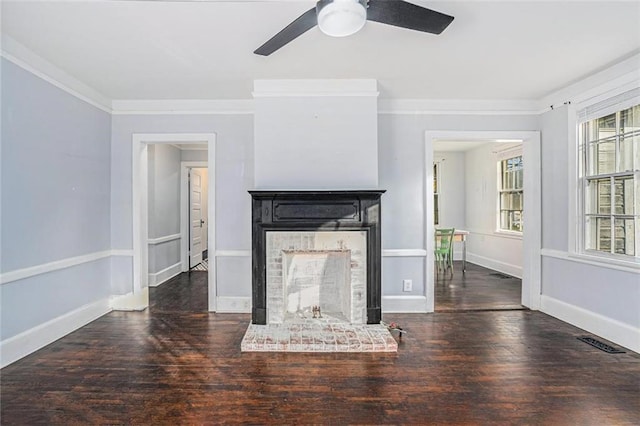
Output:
[
  {"xmin": 494, "ymin": 230, "xmax": 523, "ymax": 240},
  {"xmin": 541, "ymin": 248, "xmax": 640, "ymax": 274}
]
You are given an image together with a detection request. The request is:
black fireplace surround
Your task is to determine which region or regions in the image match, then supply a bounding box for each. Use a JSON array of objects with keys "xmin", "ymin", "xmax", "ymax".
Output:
[{"xmin": 249, "ymin": 190, "xmax": 385, "ymax": 325}]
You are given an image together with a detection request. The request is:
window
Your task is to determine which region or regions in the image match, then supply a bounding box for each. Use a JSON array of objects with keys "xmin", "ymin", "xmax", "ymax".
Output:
[
  {"xmin": 433, "ymin": 163, "xmax": 440, "ymax": 225},
  {"xmin": 580, "ymin": 103, "xmax": 640, "ymax": 257},
  {"xmin": 499, "ymin": 155, "xmax": 523, "ymax": 232}
]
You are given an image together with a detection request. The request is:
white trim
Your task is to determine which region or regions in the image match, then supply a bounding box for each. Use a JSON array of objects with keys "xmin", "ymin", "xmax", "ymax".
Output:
[
  {"xmin": 382, "ymin": 249, "xmax": 428, "ymax": 257},
  {"xmin": 1, "ymin": 36, "xmax": 112, "ymax": 113},
  {"xmin": 111, "ymin": 249, "xmax": 134, "ymax": 257},
  {"xmin": 112, "ymin": 99, "xmax": 254, "ymax": 115},
  {"xmin": 538, "ymin": 53, "xmax": 640, "ymax": 112},
  {"xmin": 1, "ymin": 250, "xmax": 112, "ymax": 285},
  {"xmin": 0, "ymin": 298, "xmax": 111, "ymax": 368},
  {"xmin": 148, "ymin": 262, "xmax": 183, "ymax": 287},
  {"xmin": 110, "ymin": 287, "xmax": 149, "ymax": 311},
  {"xmin": 541, "ymin": 248, "xmax": 640, "ymax": 274},
  {"xmin": 382, "ymin": 295, "xmax": 428, "ymax": 313},
  {"xmin": 133, "ymin": 134, "xmax": 216, "ymax": 313},
  {"xmin": 466, "ymin": 253, "xmax": 523, "ymax": 279},
  {"xmin": 379, "ymin": 99, "xmax": 539, "ymax": 115},
  {"xmin": 540, "ymin": 295, "xmax": 640, "ymax": 354},
  {"xmin": 253, "ymin": 79, "xmax": 378, "ymax": 98},
  {"xmin": 215, "ymin": 250, "xmax": 251, "ymax": 257},
  {"xmin": 216, "ymin": 296, "xmax": 252, "ymax": 313},
  {"xmin": 425, "ymin": 130, "xmax": 541, "ymax": 312},
  {"xmin": 180, "ymin": 161, "xmax": 209, "ymax": 272},
  {"xmin": 147, "ymin": 233, "xmax": 181, "ymax": 245}
]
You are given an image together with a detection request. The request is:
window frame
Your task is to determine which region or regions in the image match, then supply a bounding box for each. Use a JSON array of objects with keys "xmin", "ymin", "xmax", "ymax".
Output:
[
  {"xmin": 497, "ymin": 153, "xmax": 524, "ymax": 234},
  {"xmin": 576, "ymin": 95, "xmax": 640, "ymax": 264},
  {"xmin": 433, "ymin": 162, "xmax": 440, "ymax": 225}
]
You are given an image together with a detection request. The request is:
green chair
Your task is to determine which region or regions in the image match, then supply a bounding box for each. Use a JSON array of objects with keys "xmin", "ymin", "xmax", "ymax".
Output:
[{"xmin": 435, "ymin": 228, "xmax": 455, "ymax": 276}]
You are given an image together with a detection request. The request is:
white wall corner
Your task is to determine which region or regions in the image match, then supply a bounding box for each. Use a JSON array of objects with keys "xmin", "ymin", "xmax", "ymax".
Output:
[
  {"xmin": 0, "ymin": 298, "xmax": 112, "ymax": 368},
  {"xmin": 216, "ymin": 296, "xmax": 251, "ymax": 313},
  {"xmin": 382, "ymin": 295, "xmax": 428, "ymax": 313},
  {"xmin": 110, "ymin": 287, "xmax": 149, "ymax": 311},
  {"xmin": 537, "ymin": 52, "xmax": 640, "ymax": 111},
  {"xmin": 1, "ymin": 35, "xmax": 112, "ymax": 113},
  {"xmin": 541, "ymin": 295, "xmax": 640, "ymax": 354}
]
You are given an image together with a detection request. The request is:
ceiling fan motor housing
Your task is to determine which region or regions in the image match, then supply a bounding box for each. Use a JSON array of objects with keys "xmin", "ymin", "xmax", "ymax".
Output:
[{"xmin": 316, "ymin": 0, "xmax": 368, "ymax": 37}]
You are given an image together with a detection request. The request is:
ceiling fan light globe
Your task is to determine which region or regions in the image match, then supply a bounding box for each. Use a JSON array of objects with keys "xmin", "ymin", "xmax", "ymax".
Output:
[{"xmin": 317, "ymin": 0, "xmax": 367, "ymax": 37}]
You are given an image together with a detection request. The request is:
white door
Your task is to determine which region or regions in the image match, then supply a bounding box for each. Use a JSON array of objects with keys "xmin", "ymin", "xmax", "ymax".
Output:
[{"xmin": 190, "ymin": 168, "xmax": 204, "ymax": 267}]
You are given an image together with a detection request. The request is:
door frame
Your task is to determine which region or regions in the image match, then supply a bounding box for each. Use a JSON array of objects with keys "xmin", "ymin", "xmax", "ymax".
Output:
[
  {"xmin": 180, "ymin": 161, "xmax": 208, "ymax": 272},
  {"xmin": 424, "ymin": 130, "xmax": 542, "ymax": 312},
  {"xmin": 132, "ymin": 133, "xmax": 216, "ymax": 311}
]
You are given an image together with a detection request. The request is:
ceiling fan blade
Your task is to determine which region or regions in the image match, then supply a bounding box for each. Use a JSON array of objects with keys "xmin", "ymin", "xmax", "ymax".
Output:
[
  {"xmin": 254, "ymin": 7, "xmax": 318, "ymax": 56},
  {"xmin": 366, "ymin": 0, "xmax": 454, "ymax": 35}
]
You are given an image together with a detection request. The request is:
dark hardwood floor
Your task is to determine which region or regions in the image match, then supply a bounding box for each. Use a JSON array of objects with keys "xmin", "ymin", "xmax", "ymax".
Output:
[
  {"xmin": 2, "ymin": 272, "xmax": 639, "ymax": 424},
  {"xmin": 149, "ymin": 271, "xmax": 208, "ymax": 313},
  {"xmin": 436, "ymin": 261, "xmax": 524, "ymax": 311}
]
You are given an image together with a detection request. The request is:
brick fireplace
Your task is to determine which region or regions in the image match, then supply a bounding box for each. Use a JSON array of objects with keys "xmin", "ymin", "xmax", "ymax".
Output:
[{"xmin": 249, "ymin": 190, "xmax": 385, "ymax": 325}]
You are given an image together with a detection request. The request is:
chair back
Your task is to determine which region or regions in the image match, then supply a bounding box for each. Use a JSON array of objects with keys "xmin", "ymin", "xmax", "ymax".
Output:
[{"xmin": 435, "ymin": 228, "xmax": 455, "ymax": 253}]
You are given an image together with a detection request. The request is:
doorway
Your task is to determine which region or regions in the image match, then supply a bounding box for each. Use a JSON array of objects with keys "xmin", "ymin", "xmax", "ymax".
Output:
[
  {"xmin": 132, "ymin": 133, "xmax": 216, "ymax": 312},
  {"xmin": 425, "ymin": 131, "xmax": 541, "ymax": 313}
]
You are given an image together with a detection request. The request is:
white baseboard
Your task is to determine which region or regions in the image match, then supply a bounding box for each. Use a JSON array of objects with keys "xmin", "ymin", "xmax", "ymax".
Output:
[
  {"xmin": 541, "ymin": 295, "xmax": 640, "ymax": 354},
  {"xmin": 0, "ymin": 298, "xmax": 112, "ymax": 368},
  {"xmin": 382, "ymin": 295, "xmax": 428, "ymax": 313},
  {"xmin": 110, "ymin": 287, "xmax": 149, "ymax": 311},
  {"xmin": 216, "ymin": 296, "xmax": 251, "ymax": 313},
  {"xmin": 466, "ymin": 252, "xmax": 523, "ymax": 279},
  {"xmin": 148, "ymin": 262, "xmax": 182, "ymax": 287}
]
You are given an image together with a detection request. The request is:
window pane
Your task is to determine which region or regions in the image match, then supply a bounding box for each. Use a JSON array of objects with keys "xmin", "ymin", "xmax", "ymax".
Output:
[
  {"xmin": 594, "ymin": 113, "xmax": 617, "ymax": 141},
  {"xmin": 586, "ymin": 179, "xmax": 611, "ymax": 214},
  {"xmin": 513, "ymin": 211, "xmax": 523, "ymax": 232},
  {"xmin": 586, "ymin": 217, "xmax": 611, "ymax": 252},
  {"xmin": 589, "ymin": 138, "xmax": 616, "ymax": 175},
  {"xmin": 614, "ymin": 177, "xmax": 634, "ymax": 215},
  {"xmin": 614, "ymin": 218, "xmax": 635, "ymax": 256},
  {"xmin": 619, "ymin": 134, "xmax": 639, "ymax": 173},
  {"xmin": 620, "ymin": 105, "xmax": 640, "ymax": 135}
]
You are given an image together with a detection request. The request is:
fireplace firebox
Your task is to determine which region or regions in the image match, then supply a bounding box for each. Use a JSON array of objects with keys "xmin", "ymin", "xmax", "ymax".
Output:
[{"xmin": 250, "ymin": 190, "xmax": 385, "ymax": 325}]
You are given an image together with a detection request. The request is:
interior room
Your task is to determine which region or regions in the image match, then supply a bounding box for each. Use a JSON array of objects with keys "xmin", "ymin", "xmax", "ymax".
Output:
[{"xmin": 1, "ymin": 0, "xmax": 639, "ymax": 423}]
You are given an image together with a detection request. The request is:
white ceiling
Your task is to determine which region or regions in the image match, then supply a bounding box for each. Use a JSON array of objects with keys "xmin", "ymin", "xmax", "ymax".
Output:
[{"xmin": 2, "ymin": 0, "xmax": 639, "ymax": 101}]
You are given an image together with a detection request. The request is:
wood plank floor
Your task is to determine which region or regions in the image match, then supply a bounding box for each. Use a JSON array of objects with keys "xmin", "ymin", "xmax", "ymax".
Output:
[
  {"xmin": 2, "ymin": 273, "xmax": 639, "ymax": 424},
  {"xmin": 436, "ymin": 261, "xmax": 524, "ymax": 311}
]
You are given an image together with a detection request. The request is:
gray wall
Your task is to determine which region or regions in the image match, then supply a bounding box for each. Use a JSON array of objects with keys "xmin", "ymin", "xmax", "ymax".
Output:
[
  {"xmin": 539, "ymin": 105, "xmax": 639, "ymax": 329},
  {"xmin": 433, "ymin": 151, "xmax": 466, "ymax": 258},
  {"xmin": 110, "ymin": 114, "xmax": 254, "ymax": 298},
  {"xmin": 464, "ymin": 143, "xmax": 523, "ymax": 277},
  {"xmin": 377, "ymin": 113, "xmax": 538, "ymax": 295},
  {"xmin": 147, "ymin": 144, "xmax": 181, "ymax": 274},
  {"xmin": 1, "ymin": 58, "xmax": 111, "ymax": 339}
]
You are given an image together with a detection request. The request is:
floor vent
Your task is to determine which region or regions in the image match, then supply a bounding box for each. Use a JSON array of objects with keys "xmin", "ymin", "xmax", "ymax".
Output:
[
  {"xmin": 577, "ymin": 336, "xmax": 626, "ymax": 354},
  {"xmin": 489, "ymin": 272, "xmax": 512, "ymax": 279}
]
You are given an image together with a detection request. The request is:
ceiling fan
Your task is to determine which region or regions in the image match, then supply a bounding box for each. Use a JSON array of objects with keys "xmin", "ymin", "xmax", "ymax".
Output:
[{"xmin": 254, "ymin": 0, "xmax": 454, "ymax": 56}]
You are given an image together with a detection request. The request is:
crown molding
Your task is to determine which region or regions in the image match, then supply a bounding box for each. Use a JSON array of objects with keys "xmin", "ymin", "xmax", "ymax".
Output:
[
  {"xmin": 536, "ymin": 52, "xmax": 640, "ymax": 112},
  {"xmin": 110, "ymin": 99, "xmax": 254, "ymax": 115},
  {"xmin": 253, "ymin": 78, "xmax": 379, "ymax": 98},
  {"xmin": 4, "ymin": 37, "xmax": 637, "ymax": 117},
  {"xmin": 1, "ymin": 35, "xmax": 112, "ymax": 113},
  {"xmin": 378, "ymin": 98, "xmax": 540, "ymax": 115}
]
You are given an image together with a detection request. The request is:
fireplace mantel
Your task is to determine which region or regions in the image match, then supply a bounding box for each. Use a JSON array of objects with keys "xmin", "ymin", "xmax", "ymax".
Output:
[{"xmin": 249, "ymin": 190, "xmax": 385, "ymax": 325}]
